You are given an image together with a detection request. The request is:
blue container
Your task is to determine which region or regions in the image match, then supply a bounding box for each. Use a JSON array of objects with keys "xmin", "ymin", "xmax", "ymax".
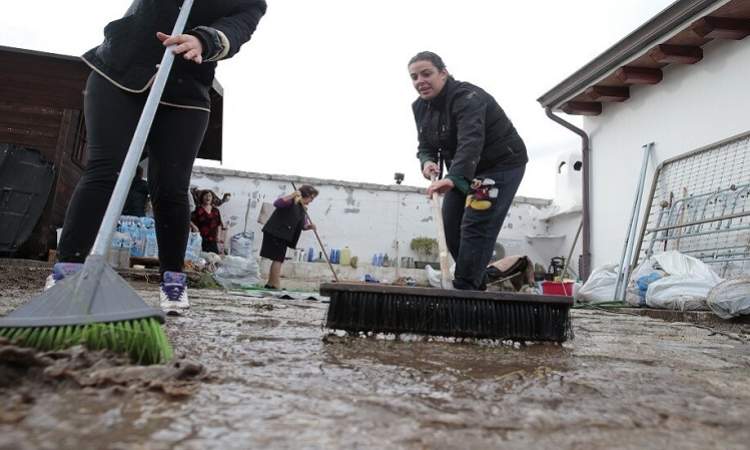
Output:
[
  {"xmin": 333, "ymin": 249, "xmax": 340, "ymax": 264},
  {"xmin": 307, "ymin": 247, "xmax": 314, "ymax": 262},
  {"xmin": 330, "ymin": 249, "xmax": 336, "ymax": 263}
]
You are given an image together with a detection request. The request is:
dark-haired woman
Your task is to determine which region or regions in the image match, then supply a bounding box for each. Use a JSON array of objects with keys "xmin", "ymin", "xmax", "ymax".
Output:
[
  {"xmin": 261, "ymin": 185, "xmax": 318, "ymax": 289},
  {"xmin": 190, "ymin": 190, "xmax": 226, "ymax": 254},
  {"xmin": 49, "ymin": 0, "xmax": 267, "ymax": 315},
  {"xmin": 408, "ymin": 51, "xmax": 527, "ymax": 291}
]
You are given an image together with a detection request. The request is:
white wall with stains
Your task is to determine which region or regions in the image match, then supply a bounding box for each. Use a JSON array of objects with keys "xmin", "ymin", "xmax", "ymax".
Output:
[{"xmin": 190, "ymin": 166, "xmax": 570, "ymax": 269}]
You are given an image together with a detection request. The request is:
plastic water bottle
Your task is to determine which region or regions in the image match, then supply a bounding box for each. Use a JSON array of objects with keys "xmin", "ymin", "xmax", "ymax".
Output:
[{"xmin": 119, "ymin": 233, "xmax": 132, "ymax": 268}]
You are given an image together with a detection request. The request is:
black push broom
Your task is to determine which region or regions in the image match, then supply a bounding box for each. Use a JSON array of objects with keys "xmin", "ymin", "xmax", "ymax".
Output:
[
  {"xmin": 0, "ymin": 0, "xmax": 197, "ymax": 364},
  {"xmin": 321, "ymin": 176, "xmax": 573, "ymax": 342}
]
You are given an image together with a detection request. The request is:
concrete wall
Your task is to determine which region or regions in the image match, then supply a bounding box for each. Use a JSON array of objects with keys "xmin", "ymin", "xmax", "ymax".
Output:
[
  {"xmin": 582, "ymin": 38, "xmax": 750, "ymax": 267},
  {"xmin": 189, "ymin": 167, "xmax": 560, "ymax": 269}
]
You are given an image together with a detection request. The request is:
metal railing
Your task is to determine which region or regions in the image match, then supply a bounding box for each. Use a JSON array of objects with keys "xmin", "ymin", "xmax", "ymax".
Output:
[{"xmin": 634, "ymin": 132, "xmax": 750, "ymax": 277}]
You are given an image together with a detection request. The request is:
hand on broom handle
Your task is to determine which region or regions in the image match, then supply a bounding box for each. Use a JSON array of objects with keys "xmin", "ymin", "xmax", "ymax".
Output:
[
  {"xmin": 429, "ymin": 175, "xmax": 453, "ymax": 290},
  {"xmin": 291, "ymin": 182, "xmax": 339, "ymax": 282}
]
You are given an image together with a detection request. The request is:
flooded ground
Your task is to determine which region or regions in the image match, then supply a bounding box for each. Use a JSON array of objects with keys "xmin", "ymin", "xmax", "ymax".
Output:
[{"xmin": 1, "ymin": 265, "xmax": 750, "ymax": 449}]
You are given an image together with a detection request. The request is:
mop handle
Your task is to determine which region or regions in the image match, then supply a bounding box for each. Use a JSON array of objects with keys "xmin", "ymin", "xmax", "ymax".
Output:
[
  {"xmin": 291, "ymin": 182, "xmax": 339, "ymax": 282},
  {"xmin": 430, "ymin": 175, "xmax": 452, "ymax": 290},
  {"xmin": 91, "ymin": 0, "xmax": 195, "ymax": 257}
]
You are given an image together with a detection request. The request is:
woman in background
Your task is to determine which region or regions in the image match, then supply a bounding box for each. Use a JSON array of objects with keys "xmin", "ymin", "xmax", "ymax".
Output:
[
  {"xmin": 260, "ymin": 185, "xmax": 318, "ymax": 289},
  {"xmin": 191, "ymin": 190, "xmax": 226, "ymax": 254}
]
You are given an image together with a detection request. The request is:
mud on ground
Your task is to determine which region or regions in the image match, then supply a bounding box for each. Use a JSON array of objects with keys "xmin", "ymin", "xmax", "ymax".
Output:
[{"xmin": 1, "ymin": 266, "xmax": 750, "ymax": 449}]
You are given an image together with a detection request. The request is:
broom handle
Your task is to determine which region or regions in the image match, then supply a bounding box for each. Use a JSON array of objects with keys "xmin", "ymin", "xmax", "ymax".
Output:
[
  {"xmin": 430, "ymin": 175, "xmax": 452, "ymax": 289},
  {"xmin": 291, "ymin": 182, "xmax": 339, "ymax": 282},
  {"xmin": 90, "ymin": 0, "xmax": 195, "ymax": 257}
]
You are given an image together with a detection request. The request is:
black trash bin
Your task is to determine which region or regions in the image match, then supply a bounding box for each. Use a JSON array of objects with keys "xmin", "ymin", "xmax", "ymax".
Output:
[{"xmin": 0, "ymin": 143, "xmax": 55, "ymax": 255}]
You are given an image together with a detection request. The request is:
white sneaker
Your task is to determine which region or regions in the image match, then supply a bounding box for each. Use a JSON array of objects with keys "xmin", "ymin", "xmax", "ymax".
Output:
[
  {"xmin": 159, "ymin": 271, "xmax": 189, "ymax": 315},
  {"xmin": 44, "ymin": 262, "xmax": 84, "ymax": 290}
]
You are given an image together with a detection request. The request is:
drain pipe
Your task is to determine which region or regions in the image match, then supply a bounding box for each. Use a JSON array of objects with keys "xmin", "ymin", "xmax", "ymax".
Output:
[{"xmin": 544, "ymin": 107, "xmax": 592, "ymax": 281}]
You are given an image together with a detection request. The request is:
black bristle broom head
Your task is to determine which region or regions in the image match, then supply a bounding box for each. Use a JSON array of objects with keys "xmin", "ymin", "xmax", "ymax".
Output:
[{"xmin": 321, "ymin": 283, "xmax": 573, "ymax": 342}]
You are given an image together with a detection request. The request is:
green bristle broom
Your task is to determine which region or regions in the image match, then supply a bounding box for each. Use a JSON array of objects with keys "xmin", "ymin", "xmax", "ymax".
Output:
[{"xmin": 0, "ymin": 0, "xmax": 197, "ymax": 364}]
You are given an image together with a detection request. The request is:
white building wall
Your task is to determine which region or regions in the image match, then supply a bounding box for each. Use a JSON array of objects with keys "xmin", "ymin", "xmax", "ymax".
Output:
[
  {"xmin": 190, "ymin": 167, "xmax": 555, "ymax": 268},
  {"xmin": 582, "ymin": 38, "xmax": 750, "ymax": 268}
]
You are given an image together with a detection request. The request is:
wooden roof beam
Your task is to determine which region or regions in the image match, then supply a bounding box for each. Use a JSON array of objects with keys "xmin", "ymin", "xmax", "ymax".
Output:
[
  {"xmin": 615, "ymin": 67, "xmax": 663, "ymax": 85},
  {"xmin": 561, "ymin": 101, "xmax": 602, "ymax": 116},
  {"xmin": 649, "ymin": 44, "xmax": 703, "ymax": 64},
  {"xmin": 584, "ymin": 85, "xmax": 630, "ymax": 102},
  {"xmin": 692, "ymin": 16, "xmax": 750, "ymax": 40}
]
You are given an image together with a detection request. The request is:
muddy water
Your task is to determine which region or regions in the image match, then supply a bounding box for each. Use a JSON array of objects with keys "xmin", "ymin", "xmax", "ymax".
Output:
[{"xmin": 2, "ymin": 283, "xmax": 750, "ymax": 449}]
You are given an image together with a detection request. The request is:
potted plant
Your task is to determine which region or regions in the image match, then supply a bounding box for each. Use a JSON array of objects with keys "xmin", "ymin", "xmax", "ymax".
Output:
[{"xmin": 410, "ymin": 236, "xmax": 439, "ymax": 269}]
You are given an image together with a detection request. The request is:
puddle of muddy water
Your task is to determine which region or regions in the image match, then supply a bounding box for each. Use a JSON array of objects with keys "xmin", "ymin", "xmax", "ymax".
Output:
[{"xmin": 2, "ymin": 283, "xmax": 750, "ymax": 449}]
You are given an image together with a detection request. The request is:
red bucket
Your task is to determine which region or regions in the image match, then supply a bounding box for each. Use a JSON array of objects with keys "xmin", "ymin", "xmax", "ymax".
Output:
[{"xmin": 541, "ymin": 281, "xmax": 574, "ymax": 296}]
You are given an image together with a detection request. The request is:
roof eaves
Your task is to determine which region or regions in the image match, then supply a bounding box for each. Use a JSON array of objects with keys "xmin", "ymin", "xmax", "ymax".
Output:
[{"xmin": 536, "ymin": 0, "xmax": 729, "ymax": 110}]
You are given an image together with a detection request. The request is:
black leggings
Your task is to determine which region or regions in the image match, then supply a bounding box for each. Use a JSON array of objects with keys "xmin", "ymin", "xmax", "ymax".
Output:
[{"xmin": 58, "ymin": 71, "xmax": 209, "ymax": 272}]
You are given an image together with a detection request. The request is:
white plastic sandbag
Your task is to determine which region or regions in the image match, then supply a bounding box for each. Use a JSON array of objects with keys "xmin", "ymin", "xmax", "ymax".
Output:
[
  {"xmin": 706, "ymin": 276, "xmax": 750, "ymax": 319},
  {"xmin": 213, "ymin": 254, "xmax": 261, "ymax": 289},
  {"xmin": 643, "ymin": 251, "xmax": 722, "ymax": 311},
  {"xmin": 575, "ymin": 264, "xmax": 619, "ymax": 304},
  {"xmin": 646, "ymin": 276, "xmax": 713, "ymax": 311},
  {"xmin": 230, "ymin": 232, "xmax": 255, "ymax": 259}
]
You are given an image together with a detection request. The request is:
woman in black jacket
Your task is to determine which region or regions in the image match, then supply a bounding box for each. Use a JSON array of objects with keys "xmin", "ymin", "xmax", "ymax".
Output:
[
  {"xmin": 261, "ymin": 185, "xmax": 318, "ymax": 289},
  {"xmin": 51, "ymin": 0, "xmax": 266, "ymax": 314},
  {"xmin": 409, "ymin": 51, "xmax": 527, "ymax": 291}
]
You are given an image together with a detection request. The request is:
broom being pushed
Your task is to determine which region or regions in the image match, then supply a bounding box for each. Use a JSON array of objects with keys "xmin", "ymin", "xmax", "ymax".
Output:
[
  {"xmin": 409, "ymin": 51, "xmax": 527, "ymax": 291},
  {"xmin": 48, "ymin": 0, "xmax": 266, "ymax": 316},
  {"xmin": 0, "ymin": 1, "xmax": 266, "ymax": 365}
]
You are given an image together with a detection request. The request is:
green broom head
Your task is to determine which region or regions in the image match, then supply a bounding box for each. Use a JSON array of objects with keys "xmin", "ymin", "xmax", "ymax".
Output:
[
  {"xmin": 0, "ymin": 256, "xmax": 172, "ymax": 364},
  {"xmin": 321, "ymin": 283, "xmax": 573, "ymax": 343}
]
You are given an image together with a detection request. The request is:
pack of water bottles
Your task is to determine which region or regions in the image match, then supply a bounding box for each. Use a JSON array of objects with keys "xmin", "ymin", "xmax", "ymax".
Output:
[
  {"xmin": 184, "ymin": 232, "xmax": 203, "ymax": 263},
  {"xmin": 116, "ymin": 215, "xmax": 159, "ymax": 259}
]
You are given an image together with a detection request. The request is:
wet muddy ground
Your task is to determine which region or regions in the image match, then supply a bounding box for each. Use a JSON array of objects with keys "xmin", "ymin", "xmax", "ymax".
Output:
[{"xmin": 1, "ymin": 265, "xmax": 750, "ymax": 449}]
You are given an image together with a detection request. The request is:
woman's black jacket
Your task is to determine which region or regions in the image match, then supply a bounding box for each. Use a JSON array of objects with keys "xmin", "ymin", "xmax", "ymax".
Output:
[
  {"xmin": 262, "ymin": 203, "xmax": 306, "ymax": 248},
  {"xmin": 82, "ymin": 0, "xmax": 266, "ymax": 109},
  {"xmin": 412, "ymin": 77, "xmax": 528, "ymax": 182}
]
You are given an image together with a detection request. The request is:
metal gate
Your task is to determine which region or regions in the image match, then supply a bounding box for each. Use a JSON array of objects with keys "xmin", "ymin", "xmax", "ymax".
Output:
[{"xmin": 634, "ymin": 133, "xmax": 750, "ymax": 277}]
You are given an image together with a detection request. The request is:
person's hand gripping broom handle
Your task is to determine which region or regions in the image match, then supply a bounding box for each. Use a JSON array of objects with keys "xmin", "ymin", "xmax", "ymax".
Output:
[
  {"xmin": 89, "ymin": 0, "xmax": 194, "ymax": 258},
  {"xmin": 291, "ymin": 182, "xmax": 339, "ymax": 282},
  {"xmin": 430, "ymin": 175, "xmax": 452, "ymax": 289}
]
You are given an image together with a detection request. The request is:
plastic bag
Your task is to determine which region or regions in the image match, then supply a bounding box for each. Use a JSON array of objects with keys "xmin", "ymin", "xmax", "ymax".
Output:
[
  {"xmin": 230, "ymin": 232, "xmax": 254, "ymax": 259},
  {"xmin": 184, "ymin": 232, "xmax": 203, "ymax": 263},
  {"xmin": 706, "ymin": 276, "xmax": 750, "ymax": 319},
  {"xmin": 212, "ymin": 255, "xmax": 261, "ymax": 289},
  {"xmin": 640, "ymin": 251, "xmax": 722, "ymax": 311},
  {"xmin": 646, "ymin": 275, "xmax": 713, "ymax": 311},
  {"xmin": 624, "ymin": 261, "xmax": 665, "ymax": 307},
  {"xmin": 575, "ymin": 264, "xmax": 619, "ymax": 304},
  {"xmin": 425, "ymin": 263, "xmax": 455, "ymax": 288}
]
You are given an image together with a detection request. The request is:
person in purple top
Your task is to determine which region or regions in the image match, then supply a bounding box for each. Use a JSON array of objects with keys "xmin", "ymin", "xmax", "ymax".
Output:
[{"xmin": 261, "ymin": 185, "xmax": 318, "ymax": 289}]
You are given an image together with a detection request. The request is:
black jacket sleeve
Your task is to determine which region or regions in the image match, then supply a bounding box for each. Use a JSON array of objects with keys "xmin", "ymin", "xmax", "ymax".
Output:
[
  {"xmin": 447, "ymin": 90, "xmax": 487, "ymax": 181},
  {"xmin": 412, "ymin": 100, "xmax": 439, "ymax": 171},
  {"xmin": 195, "ymin": 0, "xmax": 267, "ymax": 61}
]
